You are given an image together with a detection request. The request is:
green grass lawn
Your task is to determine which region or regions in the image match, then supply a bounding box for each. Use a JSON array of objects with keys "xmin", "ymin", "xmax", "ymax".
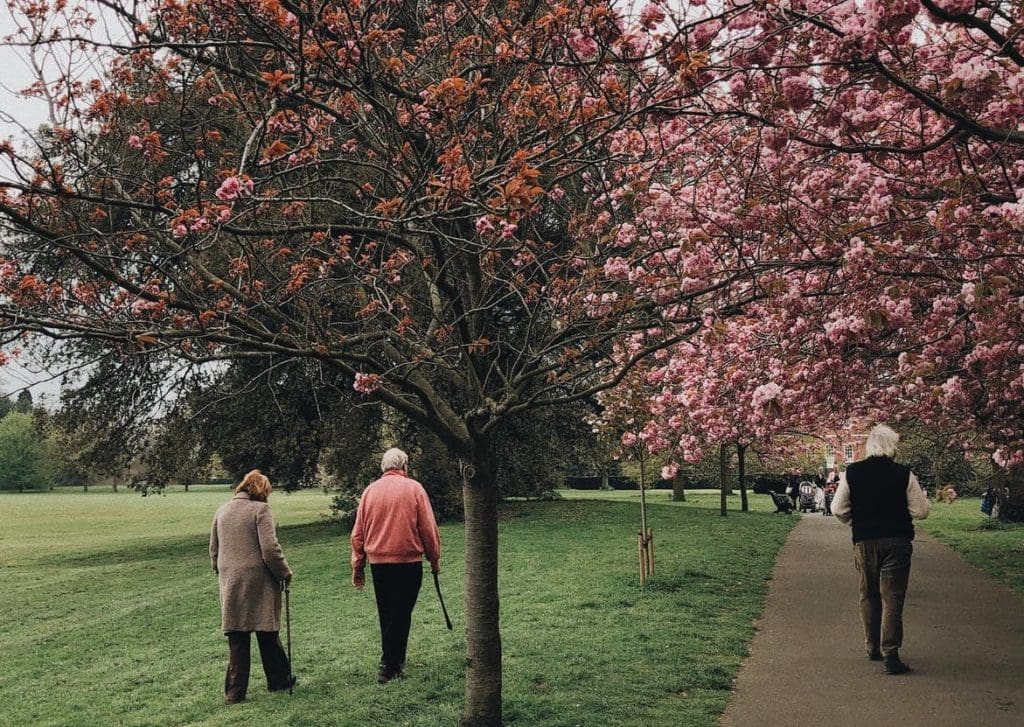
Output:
[
  {"xmin": 559, "ymin": 487, "xmax": 780, "ymax": 513},
  {"xmin": 918, "ymin": 497, "xmax": 1024, "ymax": 596},
  {"xmin": 0, "ymin": 487, "xmax": 794, "ymax": 726}
]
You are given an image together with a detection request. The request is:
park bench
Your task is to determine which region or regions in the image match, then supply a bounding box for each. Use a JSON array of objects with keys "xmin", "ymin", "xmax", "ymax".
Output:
[{"xmin": 770, "ymin": 491, "xmax": 794, "ymax": 514}]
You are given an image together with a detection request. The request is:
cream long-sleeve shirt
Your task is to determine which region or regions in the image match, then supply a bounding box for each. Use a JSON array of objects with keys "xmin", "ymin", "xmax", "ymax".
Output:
[{"xmin": 832, "ymin": 470, "xmax": 931, "ymax": 525}]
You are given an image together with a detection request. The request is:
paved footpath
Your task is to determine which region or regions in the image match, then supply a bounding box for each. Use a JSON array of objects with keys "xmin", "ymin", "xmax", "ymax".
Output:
[{"xmin": 721, "ymin": 514, "xmax": 1024, "ymax": 727}]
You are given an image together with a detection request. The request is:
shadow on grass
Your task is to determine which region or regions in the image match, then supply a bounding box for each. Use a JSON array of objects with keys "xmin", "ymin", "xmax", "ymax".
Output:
[
  {"xmin": 643, "ymin": 570, "xmax": 717, "ymax": 594},
  {"xmin": 977, "ymin": 518, "xmax": 1024, "ymax": 531},
  {"xmin": 33, "ymin": 520, "xmax": 348, "ymax": 568},
  {"xmin": 39, "ymin": 498, "xmax": 783, "ymax": 570}
]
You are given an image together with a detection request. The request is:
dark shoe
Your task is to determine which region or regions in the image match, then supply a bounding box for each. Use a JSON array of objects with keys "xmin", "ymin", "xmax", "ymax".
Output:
[
  {"xmin": 867, "ymin": 648, "xmax": 883, "ymax": 661},
  {"xmin": 377, "ymin": 666, "xmax": 405, "ymax": 684},
  {"xmin": 884, "ymin": 653, "xmax": 910, "ymax": 675},
  {"xmin": 270, "ymin": 674, "xmax": 297, "ymax": 692},
  {"xmin": 225, "ymin": 696, "xmax": 246, "ymax": 705}
]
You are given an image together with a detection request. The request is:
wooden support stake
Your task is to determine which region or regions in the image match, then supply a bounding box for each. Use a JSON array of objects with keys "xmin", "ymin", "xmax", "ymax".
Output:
[{"xmin": 638, "ymin": 531, "xmax": 647, "ymax": 586}]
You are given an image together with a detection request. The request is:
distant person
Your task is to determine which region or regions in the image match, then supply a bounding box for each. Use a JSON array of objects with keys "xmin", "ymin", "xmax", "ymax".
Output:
[
  {"xmin": 814, "ymin": 481, "xmax": 826, "ymax": 513},
  {"xmin": 823, "ymin": 477, "xmax": 837, "ymax": 516},
  {"xmin": 981, "ymin": 487, "xmax": 995, "ymax": 516},
  {"xmin": 831, "ymin": 425, "xmax": 931, "ymax": 675},
  {"xmin": 351, "ymin": 448, "xmax": 441, "ymax": 683},
  {"xmin": 209, "ymin": 469, "xmax": 295, "ymax": 703}
]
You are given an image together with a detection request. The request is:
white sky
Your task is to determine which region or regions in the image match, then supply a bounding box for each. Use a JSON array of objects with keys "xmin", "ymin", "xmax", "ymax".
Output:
[
  {"xmin": 0, "ymin": 10, "xmax": 50, "ymax": 173},
  {"xmin": 1, "ymin": 8, "xmax": 66, "ymax": 401}
]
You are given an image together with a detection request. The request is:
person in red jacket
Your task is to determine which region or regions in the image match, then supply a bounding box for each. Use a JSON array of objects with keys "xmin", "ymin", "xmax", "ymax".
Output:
[{"xmin": 351, "ymin": 447, "xmax": 442, "ymax": 683}]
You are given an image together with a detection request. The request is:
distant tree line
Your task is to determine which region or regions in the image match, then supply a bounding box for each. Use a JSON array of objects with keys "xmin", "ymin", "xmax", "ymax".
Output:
[
  {"xmin": 7, "ymin": 353, "xmax": 601, "ymax": 519},
  {"xmin": 0, "ymin": 389, "xmax": 86, "ymax": 491}
]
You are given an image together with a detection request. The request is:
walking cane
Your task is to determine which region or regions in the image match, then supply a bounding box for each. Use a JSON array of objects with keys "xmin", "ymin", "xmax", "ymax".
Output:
[
  {"xmin": 283, "ymin": 581, "xmax": 294, "ymax": 694},
  {"xmin": 433, "ymin": 571, "xmax": 453, "ymax": 630}
]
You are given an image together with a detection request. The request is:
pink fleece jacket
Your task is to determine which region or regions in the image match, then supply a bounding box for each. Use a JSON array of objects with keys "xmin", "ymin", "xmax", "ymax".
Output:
[{"xmin": 350, "ymin": 469, "xmax": 441, "ymax": 572}]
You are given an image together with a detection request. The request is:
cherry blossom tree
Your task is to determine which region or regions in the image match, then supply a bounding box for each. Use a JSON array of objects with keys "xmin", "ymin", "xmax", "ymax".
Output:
[
  {"xmin": 0, "ymin": 1, "xmax": 783, "ymax": 722},
  {"xmin": 711, "ymin": 0, "xmax": 1024, "ymax": 465},
  {"xmin": 610, "ymin": 1, "xmax": 1024, "ymax": 485}
]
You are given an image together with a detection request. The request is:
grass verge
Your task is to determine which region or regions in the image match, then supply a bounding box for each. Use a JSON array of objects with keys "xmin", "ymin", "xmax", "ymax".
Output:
[
  {"xmin": 1, "ymin": 487, "xmax": 794, "ymax": 726},
  {"xmin": 918, "ymin": 497, "xmax": 1024, "ymax": 596}
]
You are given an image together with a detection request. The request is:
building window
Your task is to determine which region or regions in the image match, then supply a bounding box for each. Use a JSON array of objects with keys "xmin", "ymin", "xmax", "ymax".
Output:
[
  {"xmin": 825, "ymin": 443, "xmax": 836, "ymax": 469},
  {"xmin": 844, "ymin": 444, "xmax": 855, "ymax": 462}
]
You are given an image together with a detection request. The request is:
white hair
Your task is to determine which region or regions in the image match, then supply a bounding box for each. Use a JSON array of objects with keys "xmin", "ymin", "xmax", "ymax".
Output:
[
  {"xmin": 865, "ymin": 424, "xmax": 899, "ymax": 458},
  {"xmin": 381, "ymin": 447, "xmax": 409, "ymax": 472}
]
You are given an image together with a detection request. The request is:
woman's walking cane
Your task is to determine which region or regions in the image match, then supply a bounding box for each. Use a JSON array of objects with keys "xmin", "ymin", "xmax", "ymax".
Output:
[
  {"xmin": 283, "ymin": 581, "xmax": 294, "ymax": 694},
  {"xmin": 433, "ymin": 571, "xmax": 453, "ymax": 630}
]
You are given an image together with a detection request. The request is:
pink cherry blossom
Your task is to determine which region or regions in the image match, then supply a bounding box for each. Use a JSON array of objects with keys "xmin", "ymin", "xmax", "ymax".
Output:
[
  {"xmin": 353, "ymin": 372, "xmax": 381, "ymax": 394},
  {"xmin": 639, "ymin": 3, "xmax": 666, "ymax": 29},
  {"xmin": 215, "ymin": 175, "xmax": 255, "ymax": 201},
  {"xmin": 567, "ymin": 30, "xmax": 598, "ymax": 59}
]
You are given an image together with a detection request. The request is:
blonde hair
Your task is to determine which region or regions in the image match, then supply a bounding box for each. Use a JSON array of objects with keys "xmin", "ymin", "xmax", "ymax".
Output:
[
  {"xmin": 236, "ymin": 469, "xmax": 272, "ymax": 501},
  {"xmin": 865, "ymin": 424, "xmax": 899, "ymax": 458}
]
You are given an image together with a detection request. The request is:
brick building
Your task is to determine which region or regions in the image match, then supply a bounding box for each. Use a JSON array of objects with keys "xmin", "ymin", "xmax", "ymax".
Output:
[{"xmin": 823, "ymin": 422, "xmax": 871, "ymax": 470}]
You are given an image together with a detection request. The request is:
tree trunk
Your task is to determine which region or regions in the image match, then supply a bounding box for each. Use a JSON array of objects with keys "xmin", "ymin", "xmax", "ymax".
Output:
[
  {"xmin": 719, "ymin": 442, "xmax": 729, "ymax": 517},
  {"xmin": 461, "ymin": 445, "xmax": 502, "ymax": 726},
  {"xmin": 720, "ymin": 444, "xmax": 729, "ymax": 495},
  {"xmin": 738, "ymin": 443, "xmax": 748, "ymax": 513},
  {"xmin": 638, "ymin": 448, "xmax": 652, "ymax": 583},
  {"xmin": 185, "ymin": 483, "xmax": 190, "ymax": 493},
  {"xmin": 671, "ymin": 472, "xmax": 686, "ymax": 502},
  {"xmin": 995, "ymin": 469, "xmax": 1024, "ymax": 523}
]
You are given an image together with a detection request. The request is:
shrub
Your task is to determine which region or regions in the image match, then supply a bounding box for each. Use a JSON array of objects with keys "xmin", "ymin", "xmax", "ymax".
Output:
[
  {"xmin": 327, "ymin": 491, "xmax": 362, "ymax": 527},
  {"xmin": 564, "ymin": 475, "xmax": 602, "ymax": 490}
]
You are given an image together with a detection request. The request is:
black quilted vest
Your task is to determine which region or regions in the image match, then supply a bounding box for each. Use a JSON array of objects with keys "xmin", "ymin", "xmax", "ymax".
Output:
[{"xmin": 845, "ymin": 456, "xmax": 914, "ymax": 543}]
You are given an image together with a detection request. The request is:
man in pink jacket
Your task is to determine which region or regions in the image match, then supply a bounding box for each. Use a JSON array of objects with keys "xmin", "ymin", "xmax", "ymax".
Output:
[{"xmin": 351, "ymin": 447, "xmax": 442, "ymax": 683}]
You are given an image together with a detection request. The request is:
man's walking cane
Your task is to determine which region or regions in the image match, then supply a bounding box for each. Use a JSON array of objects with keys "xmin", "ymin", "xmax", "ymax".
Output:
[
  {"xmin": 283, "ymin": 581, "xmax": 294, "ymax": 694},
  {"xmin": 433, "ymin": 571, "xmax": 453, "ymax": 630}
]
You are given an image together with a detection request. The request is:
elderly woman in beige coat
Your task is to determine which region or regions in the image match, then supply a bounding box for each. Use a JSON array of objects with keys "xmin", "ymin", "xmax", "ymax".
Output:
[{"xmin": 210, "ymin": 469, "xmax": 295, "ymax": 703}]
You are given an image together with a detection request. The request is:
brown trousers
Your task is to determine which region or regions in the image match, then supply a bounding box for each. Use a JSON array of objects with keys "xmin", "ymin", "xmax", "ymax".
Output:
[
  {"xmin": 854, "ymin": 537, "xmax": 913, "ymax": 656},
  {"xmin": 225, "ymin": 631, "xmax": 292, "ymax": 702}
]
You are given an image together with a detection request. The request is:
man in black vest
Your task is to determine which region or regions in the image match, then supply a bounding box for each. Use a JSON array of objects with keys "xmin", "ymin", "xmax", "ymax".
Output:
[{"xmin": 831, "ymin": 424, "xmax": 931, "ymax": 675}]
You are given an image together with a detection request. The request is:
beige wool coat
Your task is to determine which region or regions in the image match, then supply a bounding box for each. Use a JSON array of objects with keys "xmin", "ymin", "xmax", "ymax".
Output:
[{"xmin": 209, "ymin": 492, "xmax": 292, "ymax": 632}]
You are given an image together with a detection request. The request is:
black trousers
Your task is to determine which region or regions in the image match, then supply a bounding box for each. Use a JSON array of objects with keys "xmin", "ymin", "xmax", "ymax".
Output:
[
  {"xmin": 225, "ymin": 631, "xmax": 292, "ymax": 702},
  {"xmin": 370, "ymin": 562, "xmax": 423, "ymax": 673}
]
